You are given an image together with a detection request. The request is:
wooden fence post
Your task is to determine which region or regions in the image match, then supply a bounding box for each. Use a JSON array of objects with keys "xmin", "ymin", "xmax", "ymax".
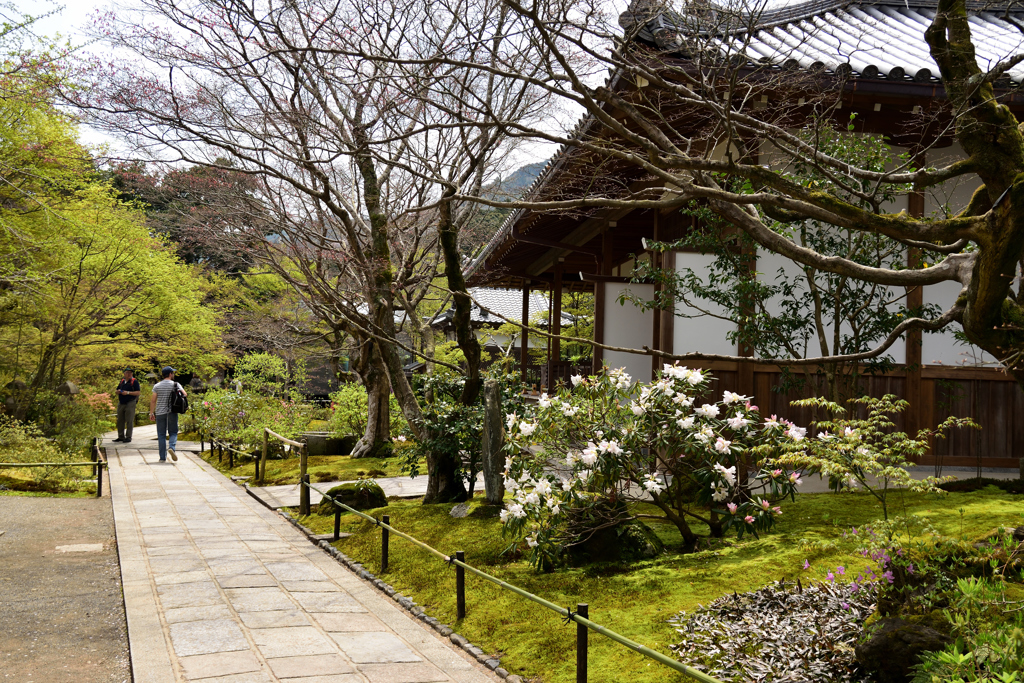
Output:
[
  {"xmin": 577, "ymin": 603, "xmax": 589, "ymax": 683},
  {"xmin": 299, "ymin": 443, "xmax": 309, "ymax": 516},
  {"xmin": 381, "ymin": 515, "xmax": 390, "ymax": 573},
  {"xmin": 260, "ymin": 429, "xmax": 269, "ymax": 484},
  {"xmin": 456, "ymin": 550, "xmax": 466, "ymax": 620}
]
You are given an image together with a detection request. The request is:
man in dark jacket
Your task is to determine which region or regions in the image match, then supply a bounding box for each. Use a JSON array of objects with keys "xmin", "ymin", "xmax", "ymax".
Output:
[{"xmin": 113, "ymin": 368, "xmax": 141, "ymax": 443}]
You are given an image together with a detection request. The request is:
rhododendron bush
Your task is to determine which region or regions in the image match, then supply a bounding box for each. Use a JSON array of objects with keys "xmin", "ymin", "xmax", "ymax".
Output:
[
  {"xmin": 501, "ymin": 364, "xmax": 808, "ymax": 566},
  {"xmin": 196, "ymin": 389, "xmax": 312, "ymax": 452}
]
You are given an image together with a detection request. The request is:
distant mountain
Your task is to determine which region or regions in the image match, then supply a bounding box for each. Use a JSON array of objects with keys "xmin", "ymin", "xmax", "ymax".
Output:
[{"xmin": 482, "ymin": 162, "xmax": 545, "ymax": 201}]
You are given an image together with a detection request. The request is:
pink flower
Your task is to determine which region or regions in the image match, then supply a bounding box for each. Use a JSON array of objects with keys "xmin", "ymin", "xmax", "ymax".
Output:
[
  {"xmin": 837, "ymin": 566, "xmax": 845, "ymax": 575},
  {"xmin": 803, "ymin": 559, "xmax": 810, "ymax": 570},
  {"xmin": 727, "ymin": 503, "xmax": 738, "ymax": 514},
  {"xmin": 882, "ymin": 571, "xmax": 894, "ymax": 584},
  {"xmin": 826, "ymin": 571, "xmax": 835, "ymax": 583},
  {"xmin": 772, "ymin": 506, "xmax": 782, "ymax": 516},
  {"xmin": 907, "ymin": 564, "xmax": 915, "ymax": 575},
  {"xmin": 841, "ymin": 602, "xmax": 850, "ymax": 610},
  {"xmin": 744, "ymin": 515, "xmax": 755, "ymax": 524},
  {"xmin": 850, "ymin": 582, "xmax": 860, "ymax": 593}
]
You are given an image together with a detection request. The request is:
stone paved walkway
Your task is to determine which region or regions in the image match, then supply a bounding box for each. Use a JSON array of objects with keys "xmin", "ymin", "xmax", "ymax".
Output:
[{"xmin": 107, "ymin": 426, "xmax": 493, "ymax": 683}]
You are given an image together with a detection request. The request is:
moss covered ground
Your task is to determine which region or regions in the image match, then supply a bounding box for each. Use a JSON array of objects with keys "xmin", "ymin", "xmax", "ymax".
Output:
[
  {"xmin": 0, "ymin": 470, "xmax": 100, "ymax": 496},
  {"xmin": 290, "ymin": 486, "xmax": 1024, "ymax": 683}
]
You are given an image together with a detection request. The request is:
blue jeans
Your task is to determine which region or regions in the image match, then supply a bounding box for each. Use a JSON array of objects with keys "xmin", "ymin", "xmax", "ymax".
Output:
[{"xmin": 155, "ymin": 412, "xmax": 178, "ymax": 461}]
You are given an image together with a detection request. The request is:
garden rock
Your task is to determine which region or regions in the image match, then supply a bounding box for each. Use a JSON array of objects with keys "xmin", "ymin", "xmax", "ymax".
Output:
[
  {"xmin": 449, "ymin": 503, "xmax": 470, "ymax": 518},
  {"xmin": 855, "ymin": 615, "xmax": 951, "ymax": 683},
  {"xmin": 316, "ymin": 481, "xmax": 387, "ymax": 515},
  {"xmin": 568, "ymin": 517, "xmax": 663, "ymax": 564}
]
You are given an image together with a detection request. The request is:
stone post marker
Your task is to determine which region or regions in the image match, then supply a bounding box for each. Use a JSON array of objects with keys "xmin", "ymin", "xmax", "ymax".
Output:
[{"xmin": 481, "ymin": 379, "xmax": 505, "ymax": 505}]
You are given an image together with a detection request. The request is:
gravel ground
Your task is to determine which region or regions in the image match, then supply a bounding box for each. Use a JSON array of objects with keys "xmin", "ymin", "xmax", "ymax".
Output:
[{"xmin": 0, "ymin": 495, "xmax": 131, "ymax": 683}]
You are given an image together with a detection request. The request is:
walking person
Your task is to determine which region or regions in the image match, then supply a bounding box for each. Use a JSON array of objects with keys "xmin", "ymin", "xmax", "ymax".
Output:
[
  {"xmin": 149, "ymin": 367, "xmax": 187, "ymax": 462},
  {"xmin": 113, "ymin": 368, "xmax": 141, "ymax": 443}
]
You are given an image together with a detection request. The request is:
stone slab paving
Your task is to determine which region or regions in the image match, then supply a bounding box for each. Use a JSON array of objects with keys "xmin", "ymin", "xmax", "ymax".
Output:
[{"xmin": 106, "ymin": 428, "xmax": 493, "ymax": 683}]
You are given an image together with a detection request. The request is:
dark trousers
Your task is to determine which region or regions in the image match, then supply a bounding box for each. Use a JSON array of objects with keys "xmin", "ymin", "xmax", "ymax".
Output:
[{"xmin": 117, "ymin": 400, "xmax": 137, "ymax": 440}]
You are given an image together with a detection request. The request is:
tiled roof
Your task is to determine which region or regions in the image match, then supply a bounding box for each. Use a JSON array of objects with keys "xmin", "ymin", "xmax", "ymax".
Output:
[
  {"xmin": 621, "ymin": 0, "xmax": 1024, "ymax": 84},
  {"xmin": 432, "ymin": 288, "xmax": 574, "ymax": 326},
  {"xmin": 466, "ymin": 0, "xmax": 1024, "ymax": 282}
]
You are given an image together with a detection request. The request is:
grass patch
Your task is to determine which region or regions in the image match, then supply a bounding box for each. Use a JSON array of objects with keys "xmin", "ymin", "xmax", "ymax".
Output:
[
  {"xmin": 290, "ymin": 488, "xmax": 1024, "ymax": 683},
  {"xmin": 0, "ymin": 471, "xmax": 100, "ymax": 497},
  {"xmin": 198, "ymin": 449, "xmax": 421, "ymax": 485}
]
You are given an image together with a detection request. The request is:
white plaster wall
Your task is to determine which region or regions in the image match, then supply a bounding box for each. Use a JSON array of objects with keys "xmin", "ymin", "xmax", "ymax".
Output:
[
  {"xmin": 603, "ymin": 282, "xmax": 655, "ymax": 382},
  {"xmin": 671, "ymin": 253, "xmax": 738, "ymax": 358},
  {"xmin": 475, "ymin": 330, "xmax": 547, "ymax": 350},
  {"xmin": 924, "ymin": 142, "xmax": 979, "ymax": 219},
  {"xmin": 920, "ymin": 280, "xmax": 999, "ymax": 366},
  {"xmin": 756, "ymin": 249, "xmax": 906, "ymax": 363}
]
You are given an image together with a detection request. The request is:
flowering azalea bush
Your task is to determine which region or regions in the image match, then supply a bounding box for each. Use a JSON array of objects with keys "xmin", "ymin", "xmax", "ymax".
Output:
[{"xmin": 501, "ymin": 364, "xmax": 808, "ymax": 566}]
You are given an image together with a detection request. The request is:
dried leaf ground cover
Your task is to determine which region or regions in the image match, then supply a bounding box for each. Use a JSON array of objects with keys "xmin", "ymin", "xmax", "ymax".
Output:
[
  {"xmin": 291, "ymin": 486, "xmax": 1024, "ymax": 683},
  {"xmin": 669, "ymin": 582, "xmax": 874, "ymax": 682}
]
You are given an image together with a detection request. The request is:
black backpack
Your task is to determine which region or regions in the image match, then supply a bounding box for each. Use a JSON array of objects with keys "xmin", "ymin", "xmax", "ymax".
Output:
[{"xmin": 170, "ymin": 383, "xmax": 189, "ymax": 414}]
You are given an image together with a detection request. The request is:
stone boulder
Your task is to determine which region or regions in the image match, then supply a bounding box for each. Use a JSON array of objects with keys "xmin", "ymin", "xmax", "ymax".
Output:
[
  {"xmin": 855, "ymin": 614, "xmax": 952, "ymax": 683},
  {"xmin": 567, "ymin": 517, "xmax": 664, "ymax": 565},
  {"xmin": 316, "ymin": 481, "xmax": 387, "ymax": 516}
]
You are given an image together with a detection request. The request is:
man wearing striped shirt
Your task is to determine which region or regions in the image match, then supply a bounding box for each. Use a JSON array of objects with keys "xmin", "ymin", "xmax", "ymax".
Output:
[{"xmin": 148, "ymin": 366, "xmax": 187, "ymax": 462}]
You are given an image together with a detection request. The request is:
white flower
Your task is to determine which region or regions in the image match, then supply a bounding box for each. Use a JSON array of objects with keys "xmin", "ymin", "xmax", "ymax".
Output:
[
  {"xmin": 504, "ymin": 456, "xmax": 514, "ymax": 470},
  {"xmin": 643, "ymin": 475, "xmax": 665, "ymax": 494},
  {"xmin": 685, "ymin": 369, "xmax": 704, "ymax": 385},
  {"xmin": 711, "ymin": 484, "xmax": 729, "ymax": 501},
  {"xmin": 395, "ymin": 435, "xmax": 407, "ymax": 442},
  {"xmin": 565, "ymin": 452, "xmax": 579, "ymax": 466},
  {"xmin": 506, "ymin": 413, "xmax": 517, "ymax": 429},
  {"xmin": 714, "ymin": 436, "xmax": 732, "ymax": 453},
  {"xmin": 595, "ymin": 430, "xmax": 604, "ymax": 439},
  {"xmin": 786, "ymin": 425, "xmax": 807, "ymax": 442},
  {"xmin": 727, "ymin": 416, "xmax": 751, "ymax": 431},
  {"xmin": 548, "ymin": 503, "xmax": 561, "ymax": 515},
  {"xmin": 599, "ymin": 440, "xmax": 623, "ymax": 455},
  {"xmin": 561, "ymin": 478, "xmax": 573, "ymax": 491},
  {"xmin": 673, "ymin": 393, "xmax": 693, "ymax": 406},
  {"xmin": 499, "ymin": 509, "xmax": 510, "ymax": 523},
  {"xmin": 713, "ymin": 462, "xmax": 737, "ymax": 486},
  {"xmin": 677, "ymin": 416, "xmax": 695, "ymax": 429},
  {"xmin": 722, "ymin": 391, "xmax": 744, "ymax": 404},
  {"xmin": 580, "ymin": 442, "xmax": 599, "ymax": 466},
  {"xmin": 695, "ymin": 404, "xmax": 720, "ymax": 418},
  {"xmin": 504, "ymin": 477, "xmax": 519, "ymax": 492},
  {"xmin": 577, "ymin": 469, "xmax": 592, "ymax": 482},
  {"xmin": 844, "ymin": 426, "xmax": 857, "ymax": 438},
  {"xmin": 817, "ymin": 431, "xmax": 833, "ymax": 441},
  {"xmin": 631, "ymin": 403, "xmax": 646, "ymax": 416},
  {"xmin": 561, "ymin": 404, "xmax": 579, "ymax": 417},
  {"xmin": 538, "ymin": 393, "xmax": 552, "ymax": 408},
  {"xmin": 524, "ymin": 491, "xmax": 540, "ymax": 506},
  {"xmin": 571, "ymin": 374, "xmax": 583, "ymax": 386},
  {"xmin": 534, "ymin": 479, "xmax": 552, "ymax": 497},
  {"xmin": 695, "ymin": 426, "xmax": 714, "ymax": 443},
  {"xmin": 519, "ymin": 421, "xmax": 537, "ymax": 437},
  {"xmin": 764, "ymin": 415, "xmax": 782, "ymax": 430},
  {"xmin": 526, "ymin": 534, "xmax": 539, "ymax": 548},
  {"xmin": 508, "ymin": 503, "xmax": 526, "ymax": 518}
]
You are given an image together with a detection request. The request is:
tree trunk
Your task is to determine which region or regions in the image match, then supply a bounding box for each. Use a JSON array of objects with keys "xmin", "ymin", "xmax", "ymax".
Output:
[
  {"xmin": 350, "ymin": 336, "xmax": 393, "ymax": 459},
  {"xmin": 438, "ymin": 194, "xmax": 483, "ymax": 405}
]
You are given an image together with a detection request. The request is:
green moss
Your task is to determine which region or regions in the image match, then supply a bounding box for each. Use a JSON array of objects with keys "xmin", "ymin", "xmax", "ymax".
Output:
[
  {"xmin": 198, "ymin": 449, "xmax": 419, "ymax": 485},
  {"xmin": 285, "ymin": 488, "xmax": 1024, "ymax": 683}
]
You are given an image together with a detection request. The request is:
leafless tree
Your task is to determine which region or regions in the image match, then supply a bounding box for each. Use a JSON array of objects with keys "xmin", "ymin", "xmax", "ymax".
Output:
[{"xmin": 73, "ymin": 0, "xmax": 548, "ymax": 501}]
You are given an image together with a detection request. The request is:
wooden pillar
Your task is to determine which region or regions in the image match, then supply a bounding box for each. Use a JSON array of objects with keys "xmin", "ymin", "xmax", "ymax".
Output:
[
  {"xmin": 520, "ymin": 279, "xmax": 530, "ymax": 382},
  {"xmin": 549, "ymin": 264, "xmax": 563, "ymax": 387},
  {"xmin": 660, "ymin": 250, "xmax": 675, "ymax": 357},
  {"xmin": 651, "ymin": 213, "xmax": 661, "ymax": 380},
  {"xmin": 593, "ymin": 229, "xmax": 613, "ymax": 374},
  {"xmin": 906, "ymin": 175, "xmax": 926, "ymax": 439}
]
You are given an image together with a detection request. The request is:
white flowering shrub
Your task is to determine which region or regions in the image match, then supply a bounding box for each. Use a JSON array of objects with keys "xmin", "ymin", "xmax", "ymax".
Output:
[{"xmin": 501, "ymin": 364, "xmax": 808, "ymax": 567}]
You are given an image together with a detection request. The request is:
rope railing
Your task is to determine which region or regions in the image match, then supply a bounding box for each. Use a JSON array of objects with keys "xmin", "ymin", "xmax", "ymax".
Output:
[
  {"xmin": 302, "ymin": 479, "xmax": 723, "ymax": 683},
  {"xmin": 0, "ymin": 437, "xmax": 108, "ymax": 498}
]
